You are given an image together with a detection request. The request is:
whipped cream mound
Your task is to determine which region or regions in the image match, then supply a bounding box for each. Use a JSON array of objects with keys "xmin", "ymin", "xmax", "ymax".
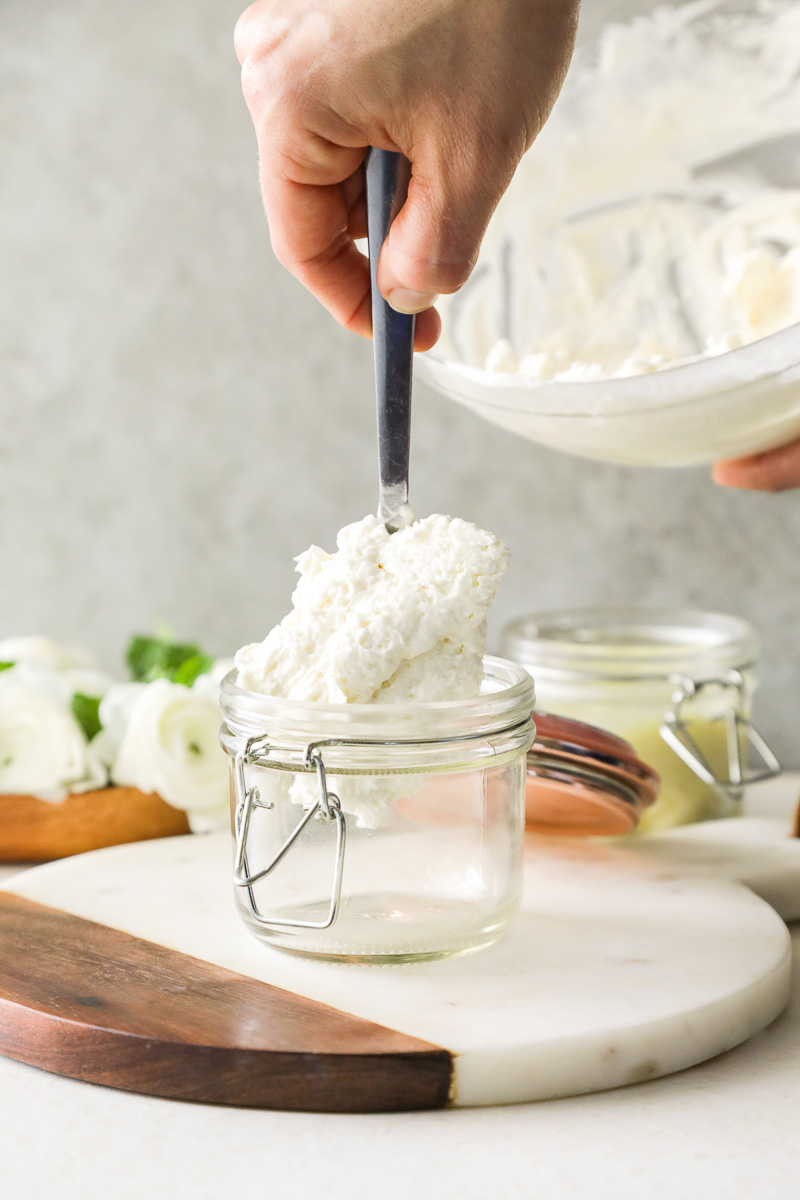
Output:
[{"xmin": 235, "ymin": 514, "xmax": 509, "ymax": 705}]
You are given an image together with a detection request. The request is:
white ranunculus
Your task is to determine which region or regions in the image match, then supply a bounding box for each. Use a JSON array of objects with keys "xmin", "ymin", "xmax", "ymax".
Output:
[
  {"xmin": 0, "ymin": 636, "xmax": 96, "ymax": 672},
  {"xmin": 103, "ymin": 678, "xmax": 229, "ymax": 820},
  {"xmin": 0, "ymin": 668, "xmax": 108, "ymax": 800},
  {"xmin": 93, "ymin": 682, "xmax": 148, "ymax": 767},
  {"xmin": 5, "ymin": 661, "xmax": 115, "ymax": 709},
  {"xmin": 192, "ymin": 658, "xmax": 235, "ymax": 698},
  {"xmin": 59, "ymin": 667, "xmax": 115, "ymax": 701}
]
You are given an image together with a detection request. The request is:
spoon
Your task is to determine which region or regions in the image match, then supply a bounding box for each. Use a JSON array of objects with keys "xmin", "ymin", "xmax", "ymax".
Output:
[{"xmin": 365, "ymin": 148, "xmax": 415, "ymax": 532}]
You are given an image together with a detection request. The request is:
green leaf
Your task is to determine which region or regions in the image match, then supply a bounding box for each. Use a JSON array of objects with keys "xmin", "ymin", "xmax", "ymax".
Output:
[
  {"xmin": 127, "ymin": 635, "xmax": 166, "ymax": 681},
  {"xmin": 0, "ymin": 661, "xmax": 14, "ymax": 673},
  {"xmin": 72, "ymin": 693, "xmax": 102, "ymax": 742},
  {"xmin": 153, "ymin": 617, "xmax": 176, "ymax": 643},
  {"xmin": 126, "ymin": 635, "xmax": 212, "ymax": 686},
  {"xmin": 171, "ymin": 654, "xmax": 214, "ymax": 687}
]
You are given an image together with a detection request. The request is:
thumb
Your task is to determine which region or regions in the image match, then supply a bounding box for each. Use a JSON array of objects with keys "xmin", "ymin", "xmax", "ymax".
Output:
[{"xmin": 376, "ymin": 154, "xmax": 504, "ymax": 315}]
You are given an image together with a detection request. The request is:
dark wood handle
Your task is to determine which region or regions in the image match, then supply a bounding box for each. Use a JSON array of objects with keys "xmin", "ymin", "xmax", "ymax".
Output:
[{"xmin": 0, "ymin": 892, "xmax": 452, "ymax": 1111}]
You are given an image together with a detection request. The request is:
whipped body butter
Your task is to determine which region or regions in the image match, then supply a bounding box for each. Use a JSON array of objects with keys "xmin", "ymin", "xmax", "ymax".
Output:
[{"xmin": 221, "ymin": 515, "xmax": 535, "ymax": 962}]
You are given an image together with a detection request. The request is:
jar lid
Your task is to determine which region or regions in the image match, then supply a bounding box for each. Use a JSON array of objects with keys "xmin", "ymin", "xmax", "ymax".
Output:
[
  {"xmin": 527, "ymin": 711, "xmax": 659, "ymax": 837},
  {"xmin": 503, "ymin": 607, "xmax": 758, "ymax": 683}
]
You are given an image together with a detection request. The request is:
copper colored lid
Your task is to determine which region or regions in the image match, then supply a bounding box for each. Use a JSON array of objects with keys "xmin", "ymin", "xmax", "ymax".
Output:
[
  {"xmin": 527, "ymin": 711, "xmax": 659, "ymax": 837},
  {"xmin": 532, "ymin": 712, "xmax": 637, "ymax": 761}
]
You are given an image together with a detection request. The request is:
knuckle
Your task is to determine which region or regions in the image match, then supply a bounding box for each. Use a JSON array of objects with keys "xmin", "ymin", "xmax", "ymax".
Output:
[
  {"xmin": 242, "ymin": 51, "xmax": 309, "ymax": 129},
  {"xmin": 239, "ymin": 55, "xmax": 266, "ymax": 105},
  {"xmin": 236, "ymin": 8, "xmax": 295, "ymax": 100},
  {"xmin": 234, "ymin": 4, "xmax": 286, "ymax": 62},
  {"xmin": 281, "ymin": 136, "xmax": 358, "ymax": 185},
  {"xmin": 233, "ymin": 6, "xmax": 257, "ymax": 63},
  {"xmin": 267, "ymin": 224, "xmax": 293, "ymax": 271},
  {"xmin": 272, "ymin": 243, "xmax": 293, "ymax": 272}
]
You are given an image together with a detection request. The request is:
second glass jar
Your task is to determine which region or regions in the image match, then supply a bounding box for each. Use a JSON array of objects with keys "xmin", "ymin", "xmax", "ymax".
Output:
[{"xmin": 501, "ymin": 608, "xmax": 781, "ymax": 833}]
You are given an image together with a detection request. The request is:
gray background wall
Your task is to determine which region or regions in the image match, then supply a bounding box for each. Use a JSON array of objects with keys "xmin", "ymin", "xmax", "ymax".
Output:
[{"xmin": 1, "ymin": 0, "xmax": 799, "ymax": 762}]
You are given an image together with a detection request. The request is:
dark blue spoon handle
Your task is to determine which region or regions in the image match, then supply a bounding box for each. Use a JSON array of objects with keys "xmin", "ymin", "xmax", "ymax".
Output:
[{"xmin": 366, "ymin": 148, "xmax": 415, "ymax": 531}]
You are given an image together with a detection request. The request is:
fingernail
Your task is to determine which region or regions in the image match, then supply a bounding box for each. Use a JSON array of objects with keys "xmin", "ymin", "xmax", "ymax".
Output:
[{"xmin": 386, "ymin": 288, "xmax": 439, "ymax": 314}]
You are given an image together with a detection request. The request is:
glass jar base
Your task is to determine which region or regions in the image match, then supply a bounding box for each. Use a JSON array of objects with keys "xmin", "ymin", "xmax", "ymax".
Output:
[{"xmin": 237, "ymin": 892, "xmax": 518, "ymax": 964}]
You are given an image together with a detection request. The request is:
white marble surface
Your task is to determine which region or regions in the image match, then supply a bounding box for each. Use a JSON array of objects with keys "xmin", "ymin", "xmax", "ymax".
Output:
[
  {"xmin": 3, "ymin": 821, "xmax": 792, "ymax": 1107},
  {"xmin": 632, "ymin": 816, "xmax": 800, "ymax": 920},
  {"xmin": 2, "ymin": 778, "xmax": 800, "ymax": 1195}
]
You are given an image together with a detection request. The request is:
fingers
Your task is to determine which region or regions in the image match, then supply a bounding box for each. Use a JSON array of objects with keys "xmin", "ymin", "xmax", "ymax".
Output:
[
  {"xmin": 260, "ymin": 168, "xmax": 440, "ymax": 349},
  {"xmin": 235, "ymin": 2, "xmax": 491, "ymax": 347},
  {"xmin": 713, "ymin": 437, "xmax": 800, "ymax": 492},
  {"xmin": 376, "ymin": 150, "xmax": 515, "ymax": 315},
  {"xmin": 237, "ymin": 17, "xmax": 440, "ymax": 348},
  {"xmin": 261, "ymin": 166, "xmax": 373, "ymax": 336}
]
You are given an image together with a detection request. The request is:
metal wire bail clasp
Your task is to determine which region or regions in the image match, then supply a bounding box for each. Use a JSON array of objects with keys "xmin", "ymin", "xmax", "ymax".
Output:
[
  {"xmin": 659, "ymin": 670, "xmax": 781, "ymax": 799},
  {"xmin": 232, "ymin": 736, "xmax": 347, "ymax": 931}
]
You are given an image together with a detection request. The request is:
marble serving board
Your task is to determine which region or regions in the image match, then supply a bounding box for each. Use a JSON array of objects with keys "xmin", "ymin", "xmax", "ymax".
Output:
[
  {"xmin": 0, "ymin": 827, "xmax": 791, "ymax": 1110},
  {"xmin": 632, "ymin": 816, "xmax": 800, "ymax": 921}
]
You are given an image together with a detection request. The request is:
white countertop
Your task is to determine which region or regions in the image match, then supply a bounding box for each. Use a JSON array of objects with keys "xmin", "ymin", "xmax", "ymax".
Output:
[{"xmin": 1, "ymin": 775, "xmax": 799, "ymax": 1200}]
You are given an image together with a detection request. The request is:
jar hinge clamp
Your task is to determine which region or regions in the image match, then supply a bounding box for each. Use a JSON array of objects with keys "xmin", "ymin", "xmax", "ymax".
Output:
[
  {"xmin": 659, "ymin": 671, "xmax": 781, "ymax": 799},
  {"xmin": 233, "ymin": 735, "xmax": 346, "ymax": 930}
]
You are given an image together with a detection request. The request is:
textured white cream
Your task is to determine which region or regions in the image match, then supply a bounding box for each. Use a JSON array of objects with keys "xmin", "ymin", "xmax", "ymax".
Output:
[
  {"xmin": 439, "ymin": 0, "xmax": 800, "ymax": 381},
  {"xmin": 235, "ymin": 515, "xmax": 509, "ymax": 827},
  {"xmin": 235, "ymin": 513, "xmax": 509, "ymax": 705}
]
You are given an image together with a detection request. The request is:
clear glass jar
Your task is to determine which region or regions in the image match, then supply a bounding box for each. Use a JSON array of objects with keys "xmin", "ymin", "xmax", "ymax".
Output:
[
  {"xmin": 501, "ymin": 608, "xmax": 781, "ymax": 834},
  {"xmin": 219, "ymin": 657, "xmax": 535, "ymax": 963}
]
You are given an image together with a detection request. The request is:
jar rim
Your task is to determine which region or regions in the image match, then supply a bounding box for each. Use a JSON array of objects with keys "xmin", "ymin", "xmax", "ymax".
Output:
[
  {"xmin": 220, "ymin": 655, "xmax": 535, "ymax": 742},
  {"xmin": 501, "ymin": 606, "xmax": 758, "ymax": 683}
]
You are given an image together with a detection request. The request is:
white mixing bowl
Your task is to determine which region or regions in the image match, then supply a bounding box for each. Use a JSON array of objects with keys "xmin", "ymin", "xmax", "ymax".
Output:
[
  {"xmin": 419, "ymin": 324, "xmax": 800, "ymax": 467},
  {"xmin": 418, "ymin": 0, "xmax": 800, "ymax": 467}
]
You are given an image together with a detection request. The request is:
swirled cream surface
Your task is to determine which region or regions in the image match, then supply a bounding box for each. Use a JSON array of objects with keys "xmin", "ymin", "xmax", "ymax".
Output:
[
  {"xmin": 235, "ymin": 514, "xmax": 509, "ymax": 704},
  {"xmin": 439, "ymin": 0, "xmax": 800, "ymax": 381}
]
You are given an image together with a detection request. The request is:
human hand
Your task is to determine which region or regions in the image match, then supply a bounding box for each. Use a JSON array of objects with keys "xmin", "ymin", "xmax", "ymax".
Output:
[
  {"xmin": 234, "ymin": 0, "xmax": 580, "ymax": 349},
  {"xmin": 713, "ymin": 438, "xmax": 800, "ymax": 492}
]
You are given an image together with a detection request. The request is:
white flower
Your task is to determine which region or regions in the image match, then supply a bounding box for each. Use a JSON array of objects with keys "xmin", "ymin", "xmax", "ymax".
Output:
[
  {"xmin": 0, "ymin": 636, "xmax": 96, "ymax": 672},
  {"xmin": 5, "ymin": 661, "xmax": 114, "ymax": 710},
  {"xmin": 192, "ymin": 658, "xmax": 235, "ymax": 697},
  {"xmin": 92, "ymin": 682, "xmax": 147, "ymax": 766},
  {"xmin": 0, "ymin": 667, "xmax": 107, "ymax": 800},
  {"xmin": 99, "ymin": 679, "xmax": 229, "ymax": 822}
]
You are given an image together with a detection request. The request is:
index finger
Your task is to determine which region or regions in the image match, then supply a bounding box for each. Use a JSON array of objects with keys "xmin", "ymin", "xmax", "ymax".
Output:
[
  {"xmin": 262, "ymin": 165, "xmax": 374, "ymax": 338},
  {"xmin": 260, "ymin": 161, "xmax": 442, "ymax": 350}
]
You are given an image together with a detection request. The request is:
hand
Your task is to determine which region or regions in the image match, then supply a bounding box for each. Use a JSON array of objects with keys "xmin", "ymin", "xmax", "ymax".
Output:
[
  {"xmin": 713, "ymin": 438, "xmax": 800, "ymax": 492},
  {"xmin": 234, "ymin": 0, "xmax": 580, "ymax": 349}
]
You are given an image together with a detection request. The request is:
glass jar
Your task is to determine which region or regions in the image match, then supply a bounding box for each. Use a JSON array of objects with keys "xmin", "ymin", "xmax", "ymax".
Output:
[
  {"xmin": 219, "ymin": 657, "xmax": 535, "ymax": 963},
  {"xmin": 501, "ymin": 608, "xmax": 781, "ymax": 834}
]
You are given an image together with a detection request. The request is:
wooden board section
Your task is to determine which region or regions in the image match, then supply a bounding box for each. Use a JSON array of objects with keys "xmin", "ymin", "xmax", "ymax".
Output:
[
  {"xmin": 2, "ymin": 832, "xmax": 793, "ymax": 1108},
  {"xmin": 0, "ymin": 892, "xmax": 451, "ymax": 1112},
  {"xmin": 0, "ymin": 788, "xmax": 190, "ymax": 860}
]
